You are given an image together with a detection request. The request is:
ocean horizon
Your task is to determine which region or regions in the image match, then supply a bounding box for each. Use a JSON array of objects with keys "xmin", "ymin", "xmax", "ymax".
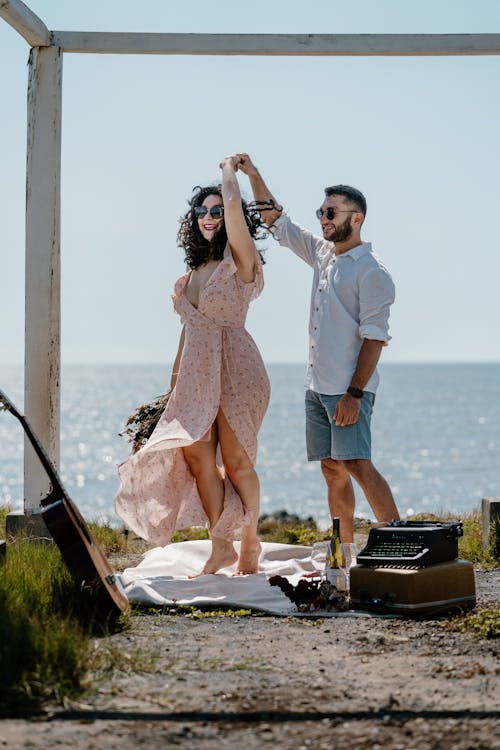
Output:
[{"xmin": 1, "ymin": 362, "xmax": 499, "ymax": 530}]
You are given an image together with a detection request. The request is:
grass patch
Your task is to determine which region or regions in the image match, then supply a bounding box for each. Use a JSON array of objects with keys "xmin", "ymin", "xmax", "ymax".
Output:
[
  {"xmin": 171, "ymin": 606, "xmax": 253, "ymax": 618},
  {"xmin": 136, "ymin": 604, "xmax": 254, "ymax": 619},
  {"xmin": 75, "ymin": 510, "xmax": 500, "ymax": 568},
  {"xmin": 88, "ymin": 522, "xmax": 131, "ymax": 555},
  {"xmin": 446, "ymin": 605, "xmax": 500, "ymax": 639},
  {"xmin": 0, "ymin": 537, "xmax": 126, "ymax": 712},
  {"xmin": 0, "ymin": 504, "xmax": 10, "ymax": 537},
  {"xmin": 1, "ymin": 505, "xmax": 497, "ymax": 714},
  {"xmin": 86, "ymin": 522, "xmax": 210, "ymax": 557},
  {"xmin": 86, "ymin": 638, "xmax": 158, "ymax": 677},
  {"xmin": 459, "ymin": 513, "xmax": 497, "ymax": 567},
  {"xmin": 172, "ymin": 527, "xmax": 210, "ymax": 542},
  {"xmin": 410, "ymin": 512, "xmax": 499, "ymax": 568},
  {"xmin": 258, "ymin": 513, "xmax": 322, "ymax": 546}
]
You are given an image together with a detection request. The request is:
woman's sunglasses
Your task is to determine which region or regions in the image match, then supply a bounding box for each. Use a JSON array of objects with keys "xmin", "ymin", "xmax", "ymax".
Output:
[{"xmin": 194, "ymin": 205, "xmax": 224, "ymax": 220}]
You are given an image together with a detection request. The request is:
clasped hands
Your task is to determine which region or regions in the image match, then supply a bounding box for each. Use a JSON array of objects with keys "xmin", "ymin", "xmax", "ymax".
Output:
[{"xmin": 219, "ymin": 153, "xmax": 257, "ymax": 175}]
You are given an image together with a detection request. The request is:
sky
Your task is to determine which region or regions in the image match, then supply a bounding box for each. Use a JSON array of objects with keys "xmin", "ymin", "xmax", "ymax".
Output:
[{"xmin": 1, "ymin": 0, "xmax": 500, "ymax": 367}]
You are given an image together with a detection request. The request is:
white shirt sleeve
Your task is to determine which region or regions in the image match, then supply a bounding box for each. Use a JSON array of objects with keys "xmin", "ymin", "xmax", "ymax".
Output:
[
  {"xmin": 358, "ymin": 267, "xmax": 396, "ymax": 344},
  {"xmin": 271, "ymin": 213, "xmax": 327, "ymax": 268}
]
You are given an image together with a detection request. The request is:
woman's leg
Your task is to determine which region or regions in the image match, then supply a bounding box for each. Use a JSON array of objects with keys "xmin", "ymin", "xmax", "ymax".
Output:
[
  {"xmin": 216, "ymin": 408, "xmax": 261, "ymax": 574},
  {"xmin": 183, "ymin": 430, "xmax": 238, "ymax": 574}
]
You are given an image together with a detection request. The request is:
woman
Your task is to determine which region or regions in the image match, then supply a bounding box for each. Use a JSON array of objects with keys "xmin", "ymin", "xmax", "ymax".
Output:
[{"xmin": 115, "ymin": 156, "xmax": 270, "ymax": 575}]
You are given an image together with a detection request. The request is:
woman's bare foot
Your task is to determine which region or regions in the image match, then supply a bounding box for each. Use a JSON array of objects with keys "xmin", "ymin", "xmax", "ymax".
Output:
[
  {"xmin": 189, "ymin": 538, "xmax": 238, "ymax": 577},
  {"xmin": 236, "ymin": 538, "xmax": 261, "ymax": 575}
]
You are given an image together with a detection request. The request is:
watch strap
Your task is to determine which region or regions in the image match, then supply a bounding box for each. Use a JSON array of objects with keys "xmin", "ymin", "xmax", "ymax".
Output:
[{"xmin": 347, "ymin": 386, "xmax": 364, "ymax": 399}]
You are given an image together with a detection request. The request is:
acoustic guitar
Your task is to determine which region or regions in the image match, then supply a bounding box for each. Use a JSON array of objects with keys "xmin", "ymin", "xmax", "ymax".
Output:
[{"xmin": 0, "ymin": 389, "xmax": 129, "ymax": 618}]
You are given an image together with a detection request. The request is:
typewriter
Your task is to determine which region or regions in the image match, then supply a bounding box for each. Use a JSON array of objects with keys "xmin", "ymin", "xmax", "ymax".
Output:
[{"xmin": 356, "ymin": 520, "xmax": 463, "ymax": 567}]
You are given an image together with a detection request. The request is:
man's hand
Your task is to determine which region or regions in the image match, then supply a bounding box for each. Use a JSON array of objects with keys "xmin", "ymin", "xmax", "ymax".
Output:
[
  {"xmin": 235, "ymin": 153, "xmax": 259, "ymax": 177},
  {"xmin": 236, "ymin": 154, "xmax": 283, "ymax": 227},
  {"xmin": 334, "ymin": 394, "xmax": 361, "ymax": 427}
]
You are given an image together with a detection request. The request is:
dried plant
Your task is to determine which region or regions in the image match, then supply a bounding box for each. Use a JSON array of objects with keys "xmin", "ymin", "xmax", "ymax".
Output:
[{"xmin": 121, "ymin": 391, "xmax": 171, "ymax": 454}]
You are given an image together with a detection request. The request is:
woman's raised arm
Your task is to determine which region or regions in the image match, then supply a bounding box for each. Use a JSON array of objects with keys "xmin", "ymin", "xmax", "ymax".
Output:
[{"xmin": 220, "ymin": 155, "xmax": 258, "ymax": 283}]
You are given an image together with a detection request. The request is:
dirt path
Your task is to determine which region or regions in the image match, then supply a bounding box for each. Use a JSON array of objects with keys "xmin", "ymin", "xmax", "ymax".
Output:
[{"xmin": 1, "ymin": 570, "xmax": 499, "ymax": 749}]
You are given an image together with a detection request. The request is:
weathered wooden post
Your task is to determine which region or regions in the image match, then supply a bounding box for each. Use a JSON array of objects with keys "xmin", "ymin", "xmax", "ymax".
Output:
[
  {"xmin": 0, "ymin": 1, "xmax": 58, "ymax": 537},
  {"xmin": 6, "ymin": 44, "xmax": 62, "ymax": 537},
  {"xmin": 25, "ymin": 45, "xmax": 62, "ymax": 528}
]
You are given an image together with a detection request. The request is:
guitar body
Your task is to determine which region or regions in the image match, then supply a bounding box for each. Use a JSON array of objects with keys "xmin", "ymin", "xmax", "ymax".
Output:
[
  {"xmin": 41, "ymin": 496, "xmax": 129, "ymax": 617},
  {"xmin": 0, "ymin": 389, "xmax": 129, "ymax": 618}
]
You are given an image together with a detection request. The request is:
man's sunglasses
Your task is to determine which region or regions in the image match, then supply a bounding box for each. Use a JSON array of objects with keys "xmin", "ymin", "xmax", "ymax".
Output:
[
  {"xmin": 194, "ymin": 205, "xmax": 224, "ymax": 220},
  {"xmin": 315, "ymin": 207, "xmax": 358, "ymax": 221}
]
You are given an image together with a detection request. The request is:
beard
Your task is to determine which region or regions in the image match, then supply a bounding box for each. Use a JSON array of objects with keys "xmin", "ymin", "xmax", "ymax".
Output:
[{"xmin": 324, "ymin": 216, "xmax": 352, "ymax": 243}]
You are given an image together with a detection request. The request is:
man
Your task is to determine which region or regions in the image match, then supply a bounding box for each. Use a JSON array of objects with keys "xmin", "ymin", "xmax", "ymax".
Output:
[{"xmin": 237, "ymin": 153, "xmax": 400, "ymax": 543}]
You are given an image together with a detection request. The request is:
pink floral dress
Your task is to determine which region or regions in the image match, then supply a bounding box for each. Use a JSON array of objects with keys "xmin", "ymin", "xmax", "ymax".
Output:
[{"xmin": 115, "ymin": 244, "xmax": 270, "ymax": 546}]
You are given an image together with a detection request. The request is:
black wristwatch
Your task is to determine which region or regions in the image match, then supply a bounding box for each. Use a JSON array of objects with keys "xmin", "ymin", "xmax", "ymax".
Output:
[{"xmin": 346, "ymin": 386, "xmax": 364, "ymax": 399}]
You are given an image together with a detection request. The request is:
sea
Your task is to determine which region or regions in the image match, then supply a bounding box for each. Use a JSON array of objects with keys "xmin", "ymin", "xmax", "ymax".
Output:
[{"xmin": 1, "ymin": 363, "xmax": 499, "ymax": 530}]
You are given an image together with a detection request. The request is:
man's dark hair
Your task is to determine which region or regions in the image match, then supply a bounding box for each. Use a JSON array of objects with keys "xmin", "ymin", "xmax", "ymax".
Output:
[{"xmin": 324, "ymin": 184, "xmax": 367, "ymax": 217}]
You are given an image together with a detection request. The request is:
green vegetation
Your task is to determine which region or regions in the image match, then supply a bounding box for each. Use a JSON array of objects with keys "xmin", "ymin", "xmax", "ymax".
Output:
[
  {"xmin": 0, "ymin": 505, "xmax": 132, "ymax": 712},
  {"xmin": 88, "ymin": 520, "xmax": 136, "ymax": 554},
  {"xmin": 172, "ymin": 526, "xmax": 209, "ymax": 542},
  {"xmin": 446, "ymin": 605, "xmax": 500, "ymax": 639},
  {"xmin": 86, "ymin": 637, "xmax": 157, "ymax": 677},
  {"xmin": 459, "ymin": 513, "xmax": 497, "ymax": 567},
  {"xmin": 257, "ymin": 512, "xmax": 321, "ymax": 546},
  {"xmin": 0, "ymin": 537, "xmax": 120, "ymax": 712},
  {"xmin": 148, "ymin": 605, "xmax": 253, "ymax": 618},
  {"xmin": 410, "ymin": 512, "xmax": 499, "ymax": 568},
  {"xmin": 0, "ymin": 503, "xmax": 9, "ymax": 536},
  {"xmin": 0, "ymin": 502, "xmax": 498, "ymax": 712}
]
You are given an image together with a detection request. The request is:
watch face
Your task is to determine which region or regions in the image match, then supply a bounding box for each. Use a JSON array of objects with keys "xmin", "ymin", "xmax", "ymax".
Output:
[{"xmin": 348, "ymin": 386, "xmax": 363, "ymax": 399}]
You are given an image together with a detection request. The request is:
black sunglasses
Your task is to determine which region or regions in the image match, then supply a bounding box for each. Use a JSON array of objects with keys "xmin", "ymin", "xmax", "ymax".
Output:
[
  {"xmin": 194, "ymin": 205, "xmax": 224, "ymax": 220},
  {"xmin": 315, "ymin": 207, "xmax": 358, "ymax": 221}
]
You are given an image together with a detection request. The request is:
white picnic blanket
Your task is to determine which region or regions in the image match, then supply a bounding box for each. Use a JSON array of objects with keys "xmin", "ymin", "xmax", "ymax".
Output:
[{"xmin": 117, "ymin": 540, "xmax": 373, "ymax": 617}]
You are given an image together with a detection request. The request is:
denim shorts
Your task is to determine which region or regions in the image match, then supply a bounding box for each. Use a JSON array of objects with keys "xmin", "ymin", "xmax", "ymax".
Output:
[{"xmin": 305, "ymin": 389, "xmax": 375, "ymax": 461}]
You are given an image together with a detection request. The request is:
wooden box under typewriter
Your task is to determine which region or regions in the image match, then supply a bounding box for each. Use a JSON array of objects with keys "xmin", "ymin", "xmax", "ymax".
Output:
[
  {"xmin": 350, "ymin": 521, "xmax": 476, "ymax": 615},
  {"xmin": 350, "ymin": 559, "xmax": 476, "ymax": 615}
]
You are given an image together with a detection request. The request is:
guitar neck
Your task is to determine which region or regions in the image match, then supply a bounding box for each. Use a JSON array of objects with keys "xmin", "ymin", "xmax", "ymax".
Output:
[{"xmin": 0, "ymin": 390, "xmax": 65, "ymax": 504}]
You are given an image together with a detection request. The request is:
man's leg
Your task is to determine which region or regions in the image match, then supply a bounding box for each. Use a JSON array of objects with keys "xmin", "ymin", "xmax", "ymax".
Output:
[
  {"xmin": 321, "ymin": 458, "xmax": 356, "ymax": 542},
  {"xmin": 306, "ymin": 390, "xmax": 360, "ymax": 541},
  {"xmin": 309, "ymin": 391, "xmax": 399, "ymax": 542},
  {"xmin": 344, "ymin": 459, "xmax": 400, "ymax": 526}
]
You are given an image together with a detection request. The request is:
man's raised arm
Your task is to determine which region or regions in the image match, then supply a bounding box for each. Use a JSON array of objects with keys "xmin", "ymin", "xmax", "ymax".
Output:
[{"xmin": 237, "ymin": 153, "xmax": 283, "ymax": 229}]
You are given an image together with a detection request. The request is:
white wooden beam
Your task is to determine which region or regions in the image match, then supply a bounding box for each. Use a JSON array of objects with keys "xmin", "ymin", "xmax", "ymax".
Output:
[
  {"xmin": 0, "ymin": 0, "xmax": 50, "ymax": 47},
  {"xmin": 49, "ymin": 32, "xmax": 500, "ymax": 56},
  {"xmin": 24, "ymin": 46, "xmax": 62, "ymax": 514}
]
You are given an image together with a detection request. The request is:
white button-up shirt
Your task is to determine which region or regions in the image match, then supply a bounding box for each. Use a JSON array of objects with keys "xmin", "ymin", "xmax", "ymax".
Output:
[{"xmin": 272, "ymin": 213, "xmax": 395, "ymax": 395}]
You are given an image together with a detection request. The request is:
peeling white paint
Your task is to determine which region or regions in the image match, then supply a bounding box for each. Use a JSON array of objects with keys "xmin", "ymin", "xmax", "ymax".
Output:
[
  {"xmin": 0, "ymin": 0, "xmax": 49, "ymax": 47},
  {"xmin": 50, "ymin": 31, "xmax": 500, "ymax": 57},
  {"xmin": 24, "ymin": 45, "xmax": 62, "ymax": 512}
]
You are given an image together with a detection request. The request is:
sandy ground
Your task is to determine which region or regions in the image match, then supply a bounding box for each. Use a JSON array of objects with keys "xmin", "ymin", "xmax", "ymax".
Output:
[{"xmin": 1, "ymin": 558, "xmax": 499, "ymax": 749}]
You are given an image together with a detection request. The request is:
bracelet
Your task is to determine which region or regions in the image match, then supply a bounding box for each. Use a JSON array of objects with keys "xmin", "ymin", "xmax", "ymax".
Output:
[{"xmin": 248, "ymin": 199, "xmax": 283, "ymax": 213}]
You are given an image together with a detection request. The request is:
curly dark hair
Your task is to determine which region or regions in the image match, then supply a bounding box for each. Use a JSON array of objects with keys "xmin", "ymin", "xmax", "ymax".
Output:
[{"xmin": 177, "ymin": 185, "xmax": 266, "ymax": 269}]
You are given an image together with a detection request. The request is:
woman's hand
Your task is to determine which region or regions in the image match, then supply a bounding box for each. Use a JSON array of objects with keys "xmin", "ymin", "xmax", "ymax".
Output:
[{"xmin": 220, "ymin": 155, "xmax": 241, "ymax": 171}]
